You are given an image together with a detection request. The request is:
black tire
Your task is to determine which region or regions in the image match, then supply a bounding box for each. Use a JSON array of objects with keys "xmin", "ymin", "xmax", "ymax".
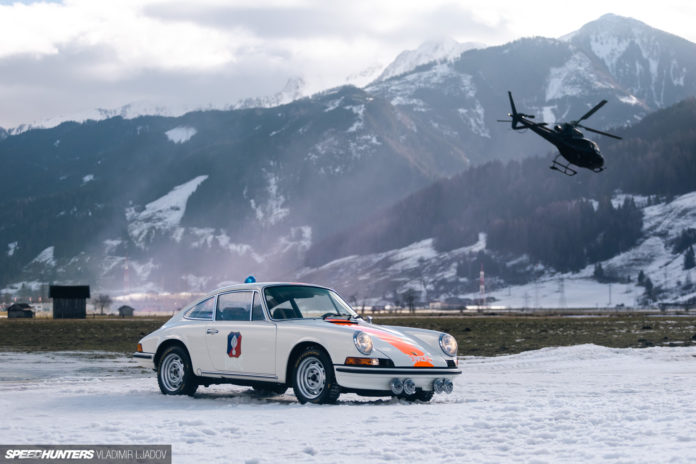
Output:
[
  {"xmin": 292, "ymin": 346, "xmax": 340, "ymax": 404},
  {"xmin": 157, "ymin": 345, "xmax": 198, "ymax": 396},
  {"xmin": 403, "ymin": 389, "xmax": 434, "ymax": 402},
  {"xmin": 252, "ymin": 384, "xmax": 288, "ymax": 396}
]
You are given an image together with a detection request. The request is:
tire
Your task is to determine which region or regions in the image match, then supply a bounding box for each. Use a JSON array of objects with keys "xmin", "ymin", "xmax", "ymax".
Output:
[
  {"xmin": 292, "ymin": 346, "xmax": 340, "ymax": 404},
  {"xmin": 252, "ymin": 384, "xmax": 288, "ymax": 396},
  {"xmin": 157, "ymin": 345, "xmax": 198, "ymax": 396},
  {"xmin": 403, "ymin": 389, "xmax": 434, "ymax": 402}
]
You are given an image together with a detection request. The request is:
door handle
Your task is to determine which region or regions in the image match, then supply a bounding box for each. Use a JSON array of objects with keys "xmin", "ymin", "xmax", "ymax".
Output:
[{"xmin": 206, "ymin": 328, "xmax": 219, "ymax": 334}]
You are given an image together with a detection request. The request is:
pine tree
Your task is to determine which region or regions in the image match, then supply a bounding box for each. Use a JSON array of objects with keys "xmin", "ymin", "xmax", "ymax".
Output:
[
  {"xmin": 593, "ymin": 263, "xmax": 605, "ymax": 281},
  {"xmin": 685, "ymin": 245, "xmax": 696, "ymax": 270}
]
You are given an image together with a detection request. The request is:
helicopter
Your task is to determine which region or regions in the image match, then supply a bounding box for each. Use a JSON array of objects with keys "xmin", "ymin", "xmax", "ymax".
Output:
[{"xmin": 498, "ymin": 91, "xmax": 622, "ymax": 176}]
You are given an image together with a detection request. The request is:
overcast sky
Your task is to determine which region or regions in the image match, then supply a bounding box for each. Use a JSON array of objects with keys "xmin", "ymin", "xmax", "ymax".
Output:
[{"xmin": 1, "ymin": 0, "xmax": 695, "ymax": 128}]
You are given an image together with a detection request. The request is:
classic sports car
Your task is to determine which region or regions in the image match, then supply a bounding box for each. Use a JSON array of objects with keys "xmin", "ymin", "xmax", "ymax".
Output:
[{"xmin": 134, "ymin": 281, "xmax": 461, "ymax": 403}]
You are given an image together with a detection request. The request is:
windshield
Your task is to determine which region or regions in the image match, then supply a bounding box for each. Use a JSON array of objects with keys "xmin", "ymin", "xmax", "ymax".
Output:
[{"xmin": 264, "ymin": 285, "xmax": 358, "ymax": 320}]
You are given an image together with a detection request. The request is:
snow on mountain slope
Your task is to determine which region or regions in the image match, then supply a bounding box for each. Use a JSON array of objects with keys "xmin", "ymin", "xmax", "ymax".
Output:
[
  {"xmin": 564, "ymin": 14, "xmax": 696, "ymax": 109},
  {"xmin": 545, "ymin": 52, "xmax": 615, "ymax": 101},
  {"xmin": 165, "ymin": 126, "xmax": 197, "ymax": 144},
  {"xmin": 376, "ymin": 38, "xmax": 484, "ymax": 82},
  {"xmin": 7, "ymin": 78, "xmax": 307, "ymax": 136},
  {"xmin": 478, "ymin": 192, "xmax": 696, "ymax": 308},
  {"xmin": 125, "ymin": 175, "xmax": 208, "ymax": 248},
  {"xmin": 300, "ymin": 191, "xmax": 696, "ymax": 308}
]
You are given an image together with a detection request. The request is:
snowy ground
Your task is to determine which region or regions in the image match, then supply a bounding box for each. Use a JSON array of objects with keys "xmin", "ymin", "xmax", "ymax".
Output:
[{"xmin": 2, "ymin": 346, "xmax": 696, "ymax": 463}]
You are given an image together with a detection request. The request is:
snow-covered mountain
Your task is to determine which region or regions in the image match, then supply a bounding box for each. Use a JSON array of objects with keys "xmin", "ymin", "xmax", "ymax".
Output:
[
  {"xmin": 6, "ymin": 77, "xmax": 308, "ymax": 136},
  {"xmin": 375, "ymin": 38, "xmax": 485, "ymax": 82},
  {"xmin": 2, "ymin": 14, "xmax": 696, "ymax": 302}
]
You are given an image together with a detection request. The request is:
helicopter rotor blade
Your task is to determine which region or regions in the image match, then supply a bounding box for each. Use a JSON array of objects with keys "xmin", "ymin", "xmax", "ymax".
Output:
[
  {"xmin": 574, "ymin": 100, "xmax": 607, "ymax": 124},
  {"xmin": 579, "ymin": 125, "xmax": 622, "ymax": 140}
]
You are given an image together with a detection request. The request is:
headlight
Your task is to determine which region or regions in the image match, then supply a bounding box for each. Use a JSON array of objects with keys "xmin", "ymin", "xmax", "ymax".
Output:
[
  {"xmin": 353, "ymin": 331, "xmax": 373, "ymax": 355},
  {"xmin": 439, "ymin": 333, "xmax": 458, "ymax": 357}
]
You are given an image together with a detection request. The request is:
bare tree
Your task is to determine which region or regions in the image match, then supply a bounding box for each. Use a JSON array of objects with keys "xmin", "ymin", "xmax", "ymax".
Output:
[
  {"xmin": 403, "ymin": 289, "xmax": 417, "ymax": 314},
  {"xmin": 417, "ymin": 257, "xmax": 430, "ymax": 305},
  {"xmin": 94, "ymin": 294, "xmax": 112, "ymax": 316}
]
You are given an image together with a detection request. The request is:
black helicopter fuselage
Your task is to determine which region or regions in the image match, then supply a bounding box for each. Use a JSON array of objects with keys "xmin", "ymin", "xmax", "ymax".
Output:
[
  {"xmin": 514, "ymin": 118, "xmax": 605, "ymax": 171},
  {"xmin": 500, "ymin": 91, "xmax": 621, "ymax": 176}
]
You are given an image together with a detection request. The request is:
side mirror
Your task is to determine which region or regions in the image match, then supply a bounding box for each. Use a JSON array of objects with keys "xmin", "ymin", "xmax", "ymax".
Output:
[{"xmin": 367, "ymin": 316, "xmax": 373, "ymax": 324}]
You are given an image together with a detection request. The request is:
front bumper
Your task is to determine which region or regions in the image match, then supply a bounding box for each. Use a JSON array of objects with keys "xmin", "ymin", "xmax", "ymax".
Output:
[
  {"xmin": 132, "ymin": 352, "xmax": 155, "ymax": 369},
  {"xmin": 334, "ymin": 366, "xmax": 461, "ymax": 392}
]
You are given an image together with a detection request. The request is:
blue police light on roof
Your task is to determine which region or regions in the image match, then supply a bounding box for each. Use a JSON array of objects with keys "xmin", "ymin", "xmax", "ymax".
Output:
[{"xmin": 244, "ymin": 276, "xmax": 256, "ymax": 284}]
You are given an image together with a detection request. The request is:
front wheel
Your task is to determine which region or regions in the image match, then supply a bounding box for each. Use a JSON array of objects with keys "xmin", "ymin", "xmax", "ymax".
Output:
[
  {"xmin": 292, "ymin": 347, "xmax": 340, "ymax": 404},
  {"xmin": 157, "ymin": 346, "xmax": 198, "ymax": 396}
]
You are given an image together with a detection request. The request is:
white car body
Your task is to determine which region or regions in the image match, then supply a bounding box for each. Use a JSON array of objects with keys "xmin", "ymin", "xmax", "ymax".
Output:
[{"xmin": 135, "ymin": 282, "xmax": 461, "ymax": 402}]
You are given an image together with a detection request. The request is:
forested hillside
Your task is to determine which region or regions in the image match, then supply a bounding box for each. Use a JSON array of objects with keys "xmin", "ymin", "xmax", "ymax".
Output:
[{"xmin": 306, "ymin": 98, "xmax": 696, "ymax": 273}]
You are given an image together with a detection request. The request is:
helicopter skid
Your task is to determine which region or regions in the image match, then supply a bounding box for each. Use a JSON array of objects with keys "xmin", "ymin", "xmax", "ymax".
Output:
[{"xmin": 550, "ymin": 157, "xmax": 577, "ymax": 176}]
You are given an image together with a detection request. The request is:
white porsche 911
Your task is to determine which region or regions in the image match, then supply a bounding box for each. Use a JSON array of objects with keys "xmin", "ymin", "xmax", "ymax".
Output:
[{"xmin": 134, "ymin": 281, "xmax": 461, "ymax": 403}]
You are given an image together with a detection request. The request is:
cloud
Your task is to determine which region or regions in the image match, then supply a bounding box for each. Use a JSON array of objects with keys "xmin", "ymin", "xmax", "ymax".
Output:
[{"xmin": 0, "ymin": 0, "xmax": 694, "ymax": 128}]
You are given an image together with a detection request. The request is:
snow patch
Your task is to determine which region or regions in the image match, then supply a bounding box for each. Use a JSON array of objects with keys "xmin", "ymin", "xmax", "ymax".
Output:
[
  {"xmin": 619, "ymin": 95, "xmax": 640, "ymax": 105},
  {"xmin": 457, "ymin": 102, "xmax": 490, "ymax": 138},
  {"xmin": 126, "ymin": 175, "xmax": 208, "ymax": 248},
  {"xmin": 249, "ymin": 173, "xmax": 289, "ymax": 227},
  {"xmin": 102, "ymin": 239, "xmax": 122, "ymax": 254},
  {"xmin": 324, "ymin": 97, "xmax": 343, "ymax": 112},
  {"xmin": 546, "ymin": 53, "xmax": 612, "ymax": 101},
  {"xmin": 165, "ymin": 126, "xmax": 197, "ymax": 144},
  {"xmin": 7, "ymin": 242, "xmax": 18, "ymax": 257},
  {"xmin": 346, "ymin": 105, "xmax": 365, "ymax": 133},
  {"xmin": 30, "ymin": 246, "xmax": 56, "ymax": 267}
]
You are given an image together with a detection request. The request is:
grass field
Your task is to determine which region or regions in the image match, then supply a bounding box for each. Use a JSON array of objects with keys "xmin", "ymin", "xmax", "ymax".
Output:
[{"xmin": 1, "ymin": 315, "xmax": 695, "ymax": 357}]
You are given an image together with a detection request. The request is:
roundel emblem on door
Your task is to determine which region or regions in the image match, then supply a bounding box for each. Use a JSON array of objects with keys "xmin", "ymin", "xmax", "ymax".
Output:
[{"xmin": 227, "ymin": 332, "xmax": 242, "ymax": 358}]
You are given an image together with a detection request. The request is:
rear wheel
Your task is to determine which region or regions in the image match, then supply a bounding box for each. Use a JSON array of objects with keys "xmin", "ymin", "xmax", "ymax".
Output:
[
  {"xmin": 292, "ymin": 347, "xmax": 340, "ymax": 404},
  {"xmin": 157, "ymin": 346, "xmax": 198, "ymax": 396}
]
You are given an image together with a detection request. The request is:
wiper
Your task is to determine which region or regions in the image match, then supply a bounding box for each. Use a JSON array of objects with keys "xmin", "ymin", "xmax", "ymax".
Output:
[{"xmin": 321, "ymin": 312, "xmax": 343, "ymax": 320}]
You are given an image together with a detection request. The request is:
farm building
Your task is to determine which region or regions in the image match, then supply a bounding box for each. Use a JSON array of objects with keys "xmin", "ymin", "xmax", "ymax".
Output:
[
  {"xmin": 7, "ymin": 303, "xmax": 34, "ymax": 318},
  {"xmin": 50, "ymin": 285, "xmax": 90, "ymax": 319},
  {"xmin": 117, "ymin": 305, "xmax": 135, "ymax": 317}
]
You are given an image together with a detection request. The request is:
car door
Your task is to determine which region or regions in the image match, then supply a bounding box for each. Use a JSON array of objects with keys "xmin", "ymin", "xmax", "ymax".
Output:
[
  {"xmin": 204, "ymin": 291, "xmax": 277, "ymax": 378},
  {"xmin": 178, "ymin": 296, "xmax": 217, "ymax": 373}
]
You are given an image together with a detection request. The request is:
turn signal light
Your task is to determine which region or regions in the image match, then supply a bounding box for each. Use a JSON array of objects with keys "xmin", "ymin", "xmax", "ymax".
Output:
[
  {"xmin": 345, "ymin": 357, "xmax": 379, "ymax": 366},
  {"xmin": 137, "ymin": 343, "xmax": 143, "ymax": 353}
]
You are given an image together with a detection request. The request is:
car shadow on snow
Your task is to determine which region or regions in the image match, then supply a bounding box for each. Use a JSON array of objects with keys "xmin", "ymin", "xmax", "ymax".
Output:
[{"xmin": 192, "ymin": 388, "xmax": 429, "ymax": 406}]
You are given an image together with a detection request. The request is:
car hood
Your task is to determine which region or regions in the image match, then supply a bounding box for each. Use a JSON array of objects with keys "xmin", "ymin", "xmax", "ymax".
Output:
[{"xmin": 319, "ymin": 318, "xmax": 445, "ymax": 368}]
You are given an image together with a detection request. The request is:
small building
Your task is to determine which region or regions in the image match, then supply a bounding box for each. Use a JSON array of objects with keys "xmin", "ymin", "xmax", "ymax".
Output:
[
  {"xmin": 7, "ymin": 303, "xmax": 34, "ymax": 318},
  {"xmin": 50, "ymin": 285, "xmax": 90, "ymax": 319},
  {"xmin": 117, "ymin": 305, "xmax": 135, "ymax": 317}
]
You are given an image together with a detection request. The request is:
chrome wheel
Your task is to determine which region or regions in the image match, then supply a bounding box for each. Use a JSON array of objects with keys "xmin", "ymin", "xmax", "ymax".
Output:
[
  {"xmin": 296, "ymin": 356, "xmax": 326, "ymax": 400},
  {"xmin": 160, "ymin": 353, "xmax": 184, "ymax": 392}
]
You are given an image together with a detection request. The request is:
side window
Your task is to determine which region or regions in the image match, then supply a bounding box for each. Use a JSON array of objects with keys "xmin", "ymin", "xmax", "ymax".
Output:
[
  {"xmin": 216, "ymin": 292, "xmax": 252, "ymax": 321},
  {"xmin": 187, "ymin": 297, "xmax": 215, "ymax": 320},
  {"xmin": 252, "ymin": 293, "xmax": 265, "ymax": 321}
]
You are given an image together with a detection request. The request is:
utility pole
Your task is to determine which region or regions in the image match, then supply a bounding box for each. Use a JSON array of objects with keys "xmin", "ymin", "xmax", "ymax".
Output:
[{"xmin": 479, "ymin": 264, "xmax": 485, "ymax": 312}]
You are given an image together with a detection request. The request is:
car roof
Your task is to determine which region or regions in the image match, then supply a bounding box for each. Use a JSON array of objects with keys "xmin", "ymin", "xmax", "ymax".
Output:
[{"xmin": 206, "ymin": 282, "xmax": 333, "ymax": 297}]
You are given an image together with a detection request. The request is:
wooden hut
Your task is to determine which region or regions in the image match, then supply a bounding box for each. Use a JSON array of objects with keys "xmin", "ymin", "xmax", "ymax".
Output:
[
  {"xmin": 50, "ymin": 285, "xmax": 90, "ymax": 319},
  {"xmin": 7, "ymin": 303, "xmax": 34, "ymax": 318},
  {"xmin": 117, "ymin": 305, "xmax": 135, "ymax": 317}
]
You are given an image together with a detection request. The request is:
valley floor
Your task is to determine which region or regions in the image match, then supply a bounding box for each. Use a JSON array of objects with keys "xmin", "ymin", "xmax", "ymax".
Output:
[{"xmin": 1, "ymin": 346, "xmax": 696, "ymax": 463}]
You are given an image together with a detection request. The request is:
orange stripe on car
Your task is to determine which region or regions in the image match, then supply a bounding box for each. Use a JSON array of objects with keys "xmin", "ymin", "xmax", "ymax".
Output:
[{"xmin": 358, "ymin": 326, "xmax": 434, "ymax": 367}]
